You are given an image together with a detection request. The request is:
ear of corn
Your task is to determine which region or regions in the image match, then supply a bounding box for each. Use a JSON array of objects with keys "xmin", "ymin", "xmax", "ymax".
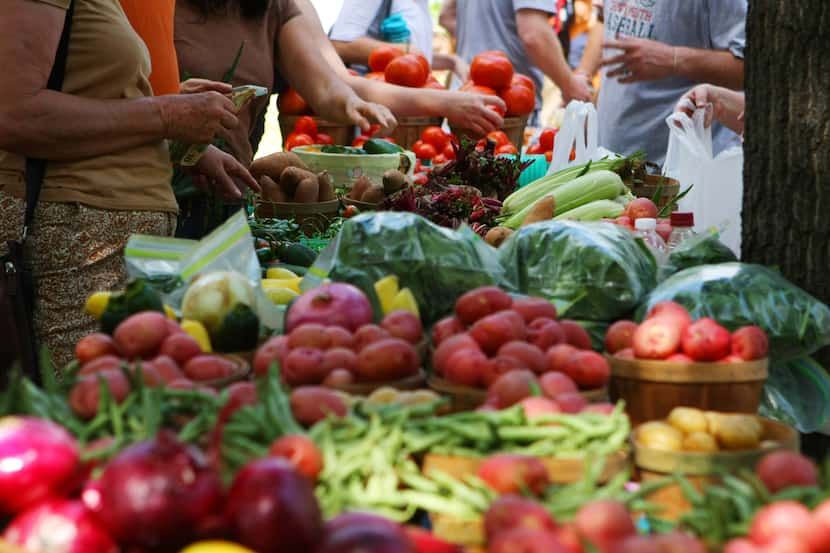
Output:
[{"xmin": 553, "ymin": 199, "xmax": 625, "ymax": 221}]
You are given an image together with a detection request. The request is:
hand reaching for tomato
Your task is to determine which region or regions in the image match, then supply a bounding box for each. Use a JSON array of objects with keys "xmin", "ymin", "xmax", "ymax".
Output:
[{"xmin": 442, "ymin": 92, "xmax": 506, "ymax": 137}]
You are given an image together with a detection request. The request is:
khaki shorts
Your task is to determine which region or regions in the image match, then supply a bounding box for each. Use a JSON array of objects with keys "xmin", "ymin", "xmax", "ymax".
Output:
[{"xmin": 0, "ymin": 191, "xmax": 176, "ymax": 370}]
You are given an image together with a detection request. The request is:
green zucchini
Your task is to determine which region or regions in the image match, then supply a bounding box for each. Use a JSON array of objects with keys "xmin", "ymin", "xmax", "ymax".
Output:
[
  {"xmin": 363, "ymin": 138, "xmax": 404, "ymax": 155},
  {"xmin": 276, "ymin": 242, "xmax": 317, "ymax": 267}
]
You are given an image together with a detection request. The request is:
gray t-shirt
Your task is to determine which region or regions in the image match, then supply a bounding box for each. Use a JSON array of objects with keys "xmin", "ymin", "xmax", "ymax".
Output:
[
  {"xmin": 596, "ymin": 0, "xmax": 747, "ymax": 165},
  {"xmin": 455, "ymin": 0, "xmax": 555, "ymax": 121}
]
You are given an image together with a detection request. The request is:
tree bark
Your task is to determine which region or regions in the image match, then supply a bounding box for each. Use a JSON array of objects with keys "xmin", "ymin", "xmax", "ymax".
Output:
[{"xmin": 743, "ymin": 1, "xmax": 830, "ymax": 367}]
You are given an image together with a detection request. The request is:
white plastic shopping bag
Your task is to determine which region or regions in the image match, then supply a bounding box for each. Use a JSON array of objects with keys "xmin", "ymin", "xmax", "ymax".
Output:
[
  {"xmin": 663, "ymin": 110, "xmax": 744, "ymax": 257},
  {"xmin": 547, "ymin": 101, "xmax": 615, "ymax": 175}
]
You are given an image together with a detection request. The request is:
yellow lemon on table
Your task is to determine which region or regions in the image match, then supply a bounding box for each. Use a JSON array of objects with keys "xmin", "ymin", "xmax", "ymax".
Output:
[
  {"xmin": 266, "ymin": 267, "xmax": 298, "ymax": 280},
  {"xmin": 84, "ymin": 291, "xmax": 111, "ymax": 320},
  {"xmin": 179, "ymin": 541, "xmax": 255, "ymax": 553},
  {"xmin": 163, "ymin": 304, "xmax": 178, "ymax": 320},
  {"xmin": 264, "ymin": 286, "xmax": 299, "ymax": 305},
  {"xmin": 374, "ymin": 275, "xmax": 399, "ymax": 315},
  {"xmin": 262, "ymin": 277, "xmax": 302, "ymax": 294},
  {"xmin": 180, "ymin": 319, "xmax": 212, "ymax": 353},
  {"xmin": 390, "ymin": 288, "xmax": 419, "ymax": 317}
]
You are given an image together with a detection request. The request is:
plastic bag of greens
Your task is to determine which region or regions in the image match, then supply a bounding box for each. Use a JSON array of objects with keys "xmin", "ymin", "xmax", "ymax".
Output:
[
  {"xmin": 638, "ymin": 263, "xmax": 830, "ymax": 361},
  {"xmin": 125, "ymin": 234, "xmax": 197, "ymax": 302},
  {"xmin": 662, "ymin": 229, "xmax": 737, "ymax": 278},
  {"xmin": 498, "ymin": 221, "xmax": 658, "ymax": 321},
  {"xmin": 307, "ymin": 212, "xmax": 514, "ymax": 324},
  {"xmin": 760, "ymin": 357, "xmax": 830, "ymax": 433}
]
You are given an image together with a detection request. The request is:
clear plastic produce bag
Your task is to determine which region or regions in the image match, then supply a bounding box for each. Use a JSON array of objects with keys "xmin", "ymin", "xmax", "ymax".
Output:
[
  {"xmin": 547, "ymin": 101, "xmax": 618, "ymax": 175},
  {"xmin": 638, "ymin": 263, "xmax": 830, "ymax": 362},
  {"xmin": 662, "ymin": 229, "xmax": 737, "ymax": 278},
  {"xmin": 761, "ymin": 357, "xmax": 830, "ymax": 433},
  {"xmin": 308, "ymin": 212, "xmax": 514, "ymax": 325},
  {"xmin": 498, "ymin": 221, "xmax": 658, "ymax": 321}
]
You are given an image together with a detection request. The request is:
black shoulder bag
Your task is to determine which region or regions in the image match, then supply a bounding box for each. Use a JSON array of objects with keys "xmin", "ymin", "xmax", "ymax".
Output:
[{"xmin": 0, "ymin": 2, "xmax": 75, "ymax": 382}]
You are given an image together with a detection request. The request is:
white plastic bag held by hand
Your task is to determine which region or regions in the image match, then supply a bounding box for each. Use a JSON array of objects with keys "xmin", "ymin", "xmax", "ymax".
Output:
[
  {"xmin": 547, "ymin": 101, "xmax": 615, "ymax": 175},
  {"xmin": 663, "ymin": 109, "xmax": 744, "ymax": 257}
]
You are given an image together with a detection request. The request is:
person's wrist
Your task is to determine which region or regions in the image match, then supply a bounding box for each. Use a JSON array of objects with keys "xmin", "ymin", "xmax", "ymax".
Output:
[{"xmin": 148, "ymin": 96, "xmax": 171, "ymax": 139}]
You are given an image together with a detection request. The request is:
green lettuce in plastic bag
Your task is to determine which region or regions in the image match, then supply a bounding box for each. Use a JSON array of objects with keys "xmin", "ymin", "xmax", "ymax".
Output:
[
  {"xmin": 306, "ymin": 212, "xmax": 514, "ymax": 325},
  {"xmin": 638, "ymin": 263, "xmax": 830, "ymax": 362},
  {"xmin": 761, "ymin": 357, "xmax": 830, "ymax": 433},
  {"xmin": 498, "ymin": 221, "xmax": 658, "ymax": 321},
  {"xmin": 662, "ymin": 230, "xmax": 737, "ymax": 278}
]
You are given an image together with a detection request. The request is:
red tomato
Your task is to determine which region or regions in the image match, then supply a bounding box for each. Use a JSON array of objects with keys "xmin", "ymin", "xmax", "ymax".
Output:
[
  {"xmin": 545, "ymin": 151, "xmax": 552, "ymax": 162},
  {"xmin": 414, "ymin": 53, "xmax": 431, "ymax": 76},
  {"xmin": 526, "ymin": 143, "xmax": 545, "ymax": 155},
  {"xmin": 365, "ymin": 71, "xmax": 387, "ymax": 82},
  {"xmin": 433, "ymin": 154, "xmax": 447, "ymax": 165},
  {"xmin": 478, "ymin": 50, "xmax": 509, "ymax": 59},
  {"xmin": 488, "ymin": 103, "xmax": 507, "ymax": 117},
  {"xmin": 368, "ymin": 45, "xmax": 404, "ymax": 73},
  {"xmin": 413, "ymin": 173, "xmax": 428, "ymax": 185},
  {"xmin": 413, "ymin": 141, "xmax": 438, "ymax": 160},
  {"xmin": 342, "ymin": 205, "xmax": 359, "ymax": 219},
  {"xmin": 463, "ymin": 84, "xmax": 499, "ymax": 97},
  {"xmin": 443, "ymin": 143, "xmax": 456, "ymax": 159},
  {"xmin": 500, "ymin": 85, "xmax": 535, "ymax": 116},
  {"xmin": 277, "ymin": 88, "xmax": 310, "ymax": 115},
  {"xmin": 352, "ymin": 135, "xmax": 369, "ymax": 148},
  {"xmin": 487, "ymin": 130, "xmax": 510, "ymax": 146},
  {"xmin": 269, "ymin": 434, "xmax": 323, "ymax": 482},
  {"xmin": 495, "ymin": 143, "xmax": 518, "ymax": 155},
  {"xmin": 539, "ymin": 128, "xmax": 557, "ymax": 151},
  {"xmin": 367, "ymin": 124, "xmax": 381, "ymax": 137},
  {"xmin": 293, "ymin": 116, "xmax": 317, "ymax": 137},
  {"xmin": 510, "ymin": 73, "xmax": 536, "ymax": 95},
  {"xmin": 422, "ymin": 126, "xmax": 450, "ymax": 149},
  {"xmin": 284, "ymin": 132, "xmax": 314, "ymax": 151},
  {"xmin": 316, "ymin": 133, "xmax": 333, "ymax": 145},
  {"xmin": 471, "ymin": 54, "xmax": 514, "ymax": 90},
  {"xmin": 385, "ymin": 54, "xmax": 428, "ymax": 88}
]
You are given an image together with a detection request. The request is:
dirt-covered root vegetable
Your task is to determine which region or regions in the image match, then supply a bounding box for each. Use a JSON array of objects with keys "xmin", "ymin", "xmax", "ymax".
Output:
[
  {"xmin": 348, "ymin": 175, "xmax": 372, "ymax": 200},
  {"xmin": 317, "ymin": 171, "xmax": 335, "ymax": 202},
  {"xmin": 382, "ymin": 170, "xmax": 408, "ymax": 195},
  {"xmin": 521, "ymin": 196, "xmax": 556, "ymax": 226},
  {"xmin": 485, "ymin": 227, "xmax": 513, "ymax": 247},
  {"xmin": 250, "ymin": 151, "xmax": 309, "ymax": 181},
  {"xmin": 293, "ymin": 176, "xmax": 320, "ymax": 203},
  {"xmin": 260, "ymin": 174, "xmax": 287, "ymax": 203},
  {"xmin": 279, "ymin": 166, "xmax": 317, "ymax": 199},
  {"xmin": 360, "ymin": 182, "xmax": 385, "ymax": 204}
]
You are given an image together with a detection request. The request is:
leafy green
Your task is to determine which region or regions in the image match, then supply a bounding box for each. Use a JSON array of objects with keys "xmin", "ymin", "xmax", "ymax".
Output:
[{"xmin": 663, "ymin": 230, "xmax": 737, "ymax": 277}]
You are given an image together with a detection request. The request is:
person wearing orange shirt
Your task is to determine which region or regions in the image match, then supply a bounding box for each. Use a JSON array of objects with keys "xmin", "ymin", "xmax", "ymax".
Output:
[{"xmin": 120, "ymin": 0, "xmax": 181, "ymax": 96}]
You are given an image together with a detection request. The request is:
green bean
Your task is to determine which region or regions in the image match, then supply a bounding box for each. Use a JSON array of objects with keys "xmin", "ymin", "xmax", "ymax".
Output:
[
  {"xmin": 675, "ymin": 474, "xmax": 704, "ymax": 506},
  {"xmin": 428, "ymin": 469, "xmax": 490, "ymax": 512},
  {"xmin": 497, "ymin": 425, "xmax": 571, "ymax": 441},
  {"xmin": 398, "ymin": 491, "xmax": 479, "ymax": 519}
]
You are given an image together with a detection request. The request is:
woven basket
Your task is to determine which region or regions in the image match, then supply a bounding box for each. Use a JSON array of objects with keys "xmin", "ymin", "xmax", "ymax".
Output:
[
  {"xmin": 254, "ymin": 199, "xmax": 340, "ymax": 237},
  {"xmin": 388, "ymin": 116, "xmax": 444, "ymax": 150},
  {"xmin": 278, "ymin": 114, "xmax": 353, "ymax": 146}
]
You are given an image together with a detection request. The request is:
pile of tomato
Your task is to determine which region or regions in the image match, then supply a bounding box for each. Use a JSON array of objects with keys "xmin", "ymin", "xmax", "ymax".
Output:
[
  {"xmin": 283, "ymin": 116, "xmax": 335, "ymax": 152},
  {"xmin": 525, "ymin": 127, "xmax": 559, "ymax": 162},
  {"xmin": 459, "ymin": 51, "xmax": 536, "ymax": 118}
]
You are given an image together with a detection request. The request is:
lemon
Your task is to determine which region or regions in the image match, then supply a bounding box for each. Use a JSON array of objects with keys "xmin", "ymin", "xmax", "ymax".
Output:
[
  {"xmin": 262, "ymin": 277, "xmax": 302, "ymax": 294},
  {"xmin": 84, "ymin": 291, "xmax": 111, "ymax": 320},
  {"xmin": 180, "ymin": 319, "xmax": 212, "ymax": 352},
  {"xmin": 179, "ymin": 541, "xmax": 255, "ymax": 553},
  {"xmin": 264, "ymin": 287, "xmax": 299, "ymax": 305},
  {"xmin": 266, "ymin": 267, "xmax": 298, "ymax": 280},
  {"xmin": 163, "ymin": 304, "xmax": 178, "ymax": 321},
  {"xmin": 390, "ymin": 288, "xmax": 419, "ymax": 317},
  {"xmin": 374, "ymin": 275, "xmax": 399, "ymax": 315}
]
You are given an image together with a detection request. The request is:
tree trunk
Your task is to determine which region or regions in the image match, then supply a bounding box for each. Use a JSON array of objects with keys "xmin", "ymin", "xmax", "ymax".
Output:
[{"xmin": 743, "ymin": 1, "xmax": 830, "ymax": 368}]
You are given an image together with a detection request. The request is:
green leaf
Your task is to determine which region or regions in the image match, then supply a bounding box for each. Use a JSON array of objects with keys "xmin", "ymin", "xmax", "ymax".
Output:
[{"xmin": 222, "ymin": 41, "xmax": 246, "ymax": 84}]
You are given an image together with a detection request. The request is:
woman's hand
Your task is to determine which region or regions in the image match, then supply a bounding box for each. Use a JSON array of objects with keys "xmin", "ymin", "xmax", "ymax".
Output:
[
  {"xmin": 331, "ymin": 92, "xmax": 397, "ymax": 134},
  {"xmin": 675, "ymin": 84, "xmax": 745, "ymax": 134},
  {"xmin": 155, "ymin": 92, "xmax": 239, "ymax": 144},
  {"xmin": 179, "ymin": 78, "xmax": 232, "ymax": 95},
  {"xmin": 443, "ymin": 92, "xmax": 506, "ymax": 137},
  {"xmin": 191, "ymin": 146, "xmax": 260, "ymax": 200}
]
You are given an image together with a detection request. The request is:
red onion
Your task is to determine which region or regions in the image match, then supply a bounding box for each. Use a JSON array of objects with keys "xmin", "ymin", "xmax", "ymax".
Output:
[
  {"xmin": 318, "ymin": 524, "xmax": 414, "ymax": 553},
  {"xmin": 4, "ymin": 499, "xmax": 117, "ymax": 553},
  {"xmin": 225, "ymin": 457, "xmax": 323, "ymax": 553},
  {"xmin": 285, "ymin": 283, "xmax": 373, "ymax": 333},
  {"xmin": 0, "ymin": 417, "xmax": 80, "ymax": 514},
  {"xmin": 95, "ymin": 430, "xmax": 224, "ymax": 550}
]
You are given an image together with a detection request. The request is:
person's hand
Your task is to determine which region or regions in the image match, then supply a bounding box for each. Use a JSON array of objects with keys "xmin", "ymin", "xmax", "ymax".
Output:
[
  {"xmin": 602, "ymin": 37, "xmax": 675, "ymax": 83},
  {"xmin": 327, "ymin": 92, "xmax": 397, "ymax": 135},
  {"xmin": 179, "ymin": 78, "xmax": 233, "ymax": 95},
  {"xmin": 443, "ymin": 92, "xmax": 506, "ymax": 137},
  {"xmin": 449, "ymin": 54, "xmax": 470, "ymax": 82},
  {"xmin": 561, "ymin": 72, "xmax": 593, "ymax": 104},
  {"xmin": 155, "ymin": 92, "xmax": 239, "ymax": 144},
  {"xmin": 675, "ymin": 84, "xmax": 716, "ymax": 127},
  {"xmin": 190, "ymin": 146, "xmax": 260, "ymax": 200}
]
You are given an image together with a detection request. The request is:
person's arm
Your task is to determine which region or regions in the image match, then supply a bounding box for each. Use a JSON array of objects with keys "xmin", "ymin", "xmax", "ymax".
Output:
[
  {"xmin": 439, "ymin": 0, "xmax": 457, "ymax": 38},
  {"xmin": 515, "ymin": 8, "xmax": 592, "ymax": 103},
  {"xmin": 332, "ymin": 37, "xmax": 420, "ymax": 67},
  {"xmin": 432, "ymin": 52, "xmax": 469, "ymax": 81},
  {"xmin": 575, "ymin": 14, "xmax": 604, "ymax": 78},
  {"xmin": 675, "ymin": 84, "xmax": 745, "ymax": 134},
  {"xmin": 0, "ymin": 1, "xmax": 239, "ymax": 161}
]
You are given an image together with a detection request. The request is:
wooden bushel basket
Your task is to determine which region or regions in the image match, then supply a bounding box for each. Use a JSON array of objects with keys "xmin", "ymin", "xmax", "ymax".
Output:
[
  {"xmin": 254, "ymin": 199, "xmax": 340, "ymax": 237},
  {"xmin": 278, "ymin": 114, "xmax": 353, "ymax": 147},
  {"xmin": 388, "ymin": 116, "xmax": 444, "ymax": 150}
]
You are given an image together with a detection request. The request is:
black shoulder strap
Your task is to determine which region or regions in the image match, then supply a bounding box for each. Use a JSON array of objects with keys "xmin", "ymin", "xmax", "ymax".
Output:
[{"xmin": 22, "ymin": 1, "xmax": 75, "ymax": 241}]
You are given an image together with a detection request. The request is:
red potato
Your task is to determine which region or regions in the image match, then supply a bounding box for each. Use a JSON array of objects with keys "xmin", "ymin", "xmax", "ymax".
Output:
[
  {"xmin": 646, "ymin": 301, "xmax": 692, "ymax": 333},
  {"xmin": 681, "ymin": 318, "xmax": 732, "ymax": 362},
  {"xmin": 269, "ymin": 434, "xmax": 324, "ymax": 482},
  {"xmin": 560, "ymin": 321, "xmax": 593, "ymax": 350},
  {"xmin": 168, "ymin": 378, "xmax": 195, "ymax": 390},
  {"xmin": 520, "ymin": 396, "xmax": 561, "ymax": 419},
  {"xmin": 322, "ymin": 369, "xmax": 355, "ymax": 388},
  {"xmin": 130, "ymin": 361, "xmax": 165, "ymax": 387},
  {"xmin": 470, "ymin": 310, "xmax": 527, "ymax": 355},
  {"xmin": 431, "ymin": 316, "xmax": 466, "ymax": 347},
  {"xmin": 79, "ymin": 354, "xmax": 123, "ymax": 376},
  {"xmin": 159, "ymin": 332, "xmax": 203, "ymax": 366},
  {"xmin": 556, "ymin": 392, "xmax": 587, "ymax": 414},
  {"xmin": 546, "ymin": 344, "xmax": 578, "ymax": 373},
  {"xmin": 762, "ymin": 537, "xmax": 812, "ymax": 553},
  {"xmin": 482, "ymin": 355, "xmax": 528, "ymax": 387},
  {"xmin": 75, "ymin": 333, "xmax": 120, "ymax": 365},
  {"xmin": 626, "ymin": 198, "xmax": 658, "ymax": 220},
  {"xmin": 756, "ymin": 451, "xmax": 818, "ymax": 493},
  {"xmin": 511, "ymin": 297, "xmax": 558, "ymax": 324},
  {"xmin": 484, "ymin": 495, "xmax": 557, "ymax": 541},
  {"xmin": 324, "ymin": 326, "xmax": 355, "ymax": 350},
  {"xmin": 165, "ymin": 318, "xmax": 185, "ymax": 336},
  {"xmin": 183, "ymin": 354, "xmax": 236, "ymax": 382},
  {"xmin": 290, "ymin": 386, "xmax": 348, "ymax": 426},
  {"xmin": 615, "ymin": 347, "xmax": 635, "ymax": 359},
  {"xmin": 288, "ymin": 323, "xmax": 332, "ymax": 350},
  {"xmin": 604, "ymin": 321, "xmax": 638, "ymax": 354},
  {"xmin": 612, "ymin": 535, "xmax": 663, "ymax": 553},
  {"xmin": 723, "ymin": 539, "xmax": 763, "ymax": 553},
  {"xmin": 488, "ymin": 529, "xmax": 569, "ymax": 553},
  {"xmin": 582, "ymin": 402, "xmax": 616, "ymax": 415},
  {"xmin": 539, "ymin": 372, "xmax": 578, "ymax": 399},
  {"xmin": 353, "ymin": 324, "xmax": 391, "ymax": 352},
  {"xmin": 355, "ymin": 338, "xmax": 420, "ymax": 381},
  {"xmin": 561, "ymin": 351, "xmax": 610, "ymax": 389},
  {"xmin": 444, "ymin": 349, "xmax": 489, "ymax": 387},
  {"xmin": 750, "ymin": 501, "xmax": 814, "ymax": 546},
  {"xmin": 283, "ymin": 348, "xmax": 327, "ymax": 386},
  {"xmin": 487, "ymin": 369, "xmax": 538, "ymax": 408},
  {"xmin": 113, "ymin": 311, "xmax": 170, "ymax": 360},
  {"xmin": 731, "ymin": 326, "xmax": 769, "ymax": 361},
  {"xmin": 720, "ymin": 354, "xmax": 746, "ymax": 363},
  {"xmin": 527, "ymin": 318, "xmax": 566, "ymax": 351},
  {"xmin": 666, "ymin": 353, "xmax": 695, "ymax": 363},
  {"xmin": 454, "ymin": 286, "xmax": 513, "ymax": 326},
  {"xmin": 555, "ymin": 525, "xmax": 585, "ymax": 553},
  {"xmin": 253, "ymin": 335, "xmax": 290, "ymax": 377},
  {"xmin": 381, "ymin": 311, "xmax": 424, "ymax": 345},
  {"xmin": 653, "ymin": 532, "xmax": 707, "ymax": 553},
  {"xmin": 633, "ymin": 318, "xmax": 682, "ymax": 359},
  {"xmin": 497, "ymin": 341, "xmax": 546, "ymax": 374},
  {"xmin": 321, "ymin": 347, "xmax": 358, "ymax": 373},
  {"xmin": 432, "ymin": 333, "xmax": 481, "ymax": 374},
  {"xmin": 478, "ymin": 454, "xmax": 550, "ymax": 496},
  {"xmin": 149, "ymin": 355, "xmax": 184, "ymax": 383},
  {"xmin": 69, "ymin": 370, "xmax": 131, "ymax": 419},
  {"xmin": 574, "ymin": 500, "xmax": 636, "ymax": 553},
  {"xmin": 216, "ymin": 382, "xmax": 258, "ymax": 429}
]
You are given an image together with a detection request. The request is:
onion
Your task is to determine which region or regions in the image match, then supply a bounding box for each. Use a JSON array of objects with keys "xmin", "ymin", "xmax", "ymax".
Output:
[
  {"xmin": 0, "ymin": 417, "xmax": 80, "ymax": 514},
  {"xmin": 95, "ymin": 430, "xmax": 224, "ymax": 550},
  {"xmin": 4, "ymin": 499, "xmax": 117, "ymax": 553},
  {"xmin": 318, "ymin": 523, "xmax": 414, "ymax": 553},
  {"xmin": 182, "ymin": 271, "xmax": 256, "ymax": 334},
  {"xmin": 285, "ymin": 283, "xmax": 374, "ymax": 333},
  {"xmin": 225, "ymin": 458, "xmax": 323, "ymax": 553}
]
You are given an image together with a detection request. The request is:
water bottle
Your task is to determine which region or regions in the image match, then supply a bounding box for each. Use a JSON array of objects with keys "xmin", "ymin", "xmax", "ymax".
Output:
[
  {"xmin": 667, "ymin": 212, "xmax": 696, "ymax": 251},
  {"xmin": 634, "ymin": 218, "xmax": 668, "ymax": 264},
  {"xmin": 381, "ymin": 13, "xmax": 411, "ymax": 45}
]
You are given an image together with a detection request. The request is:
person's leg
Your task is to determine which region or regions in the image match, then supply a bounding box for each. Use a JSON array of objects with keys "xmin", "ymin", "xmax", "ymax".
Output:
[{"xmin": 25, "ymin": 202, "xmax": 176, "ymax": 369}]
